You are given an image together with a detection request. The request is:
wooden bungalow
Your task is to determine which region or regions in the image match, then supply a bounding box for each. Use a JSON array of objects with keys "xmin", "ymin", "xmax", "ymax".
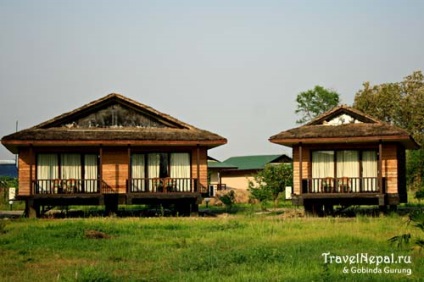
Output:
[
  {"xmin": 269, "ymin": 105, "xmax": 420, "ymax": 214},
  {"xmin": 1, "ymin": 93, "xmax": 227, "ymax": 217}
]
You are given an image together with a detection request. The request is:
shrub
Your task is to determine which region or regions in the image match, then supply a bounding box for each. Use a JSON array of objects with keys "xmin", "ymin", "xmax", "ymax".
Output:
[
  {"xmin": 219, "ymin": 190, "xmax": 236, "ymax": 212},
  {"xmin": 248, "ymin": 164, "xmax": 293, "ymax": 210}
]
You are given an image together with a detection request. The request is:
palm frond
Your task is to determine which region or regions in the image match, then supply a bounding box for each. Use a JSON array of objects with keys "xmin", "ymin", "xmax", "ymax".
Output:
[{"xmin": 388, "ymin": 234, "xmax": 411, "ymax": 249}]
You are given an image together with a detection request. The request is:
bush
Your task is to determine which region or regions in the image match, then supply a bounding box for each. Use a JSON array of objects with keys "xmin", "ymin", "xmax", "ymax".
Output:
[
  {"xmin": 219, "ymin": 190, "xmax": 236, "ymax": 212},
  {"xmin": 248, "ymin": 164, "xmax": 293, "ymax": 209},
  {"xmin": 416, "ymin": 189, "xmax": 424, "ymax": 201}
]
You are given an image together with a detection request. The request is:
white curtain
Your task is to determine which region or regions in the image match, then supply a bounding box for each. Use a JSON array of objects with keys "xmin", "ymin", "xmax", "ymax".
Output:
[
  {"xmin": 148, "ymin": 154, "xmax": 160, "ymax": 178},
  {"xmin": 312, "ymin": 151, "xmax": 334, "ymax": 192},
  {"xmin": 61, "ymin": 154, "xmax": 81, "ymax": 180},
  {"xmin": 84, "ymin": 155, "xmax": 98, "ymax": 193},
  {"xmin": 170, "ymin": 153, "xmax": 190, "ymax": 191},
  {"xmin": 148, "ymin": 154, "xmax": 160, "ymax": 191},
  {"xmin": 37, "ymin": 154, "xmax": 58, "ymax": 179},
  {"xmin": 37, "ymin": 154, "xmax": 58, "ymax": 192},
  {"xmin": 362, "ymin": 151, "xmax": 378, "ymax": 192},
  {"xmin": 337, "ymin": 151, "xmax": 359, "ymax": 192},
  {"xmin": 132, "ymin": 154, "xmax": 145, "ymax": 191}
]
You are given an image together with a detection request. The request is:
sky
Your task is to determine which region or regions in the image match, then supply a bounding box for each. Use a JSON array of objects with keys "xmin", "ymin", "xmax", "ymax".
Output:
[{"xmin": 1, "ymin": 0, "xmax": 423, "ymax": 161}]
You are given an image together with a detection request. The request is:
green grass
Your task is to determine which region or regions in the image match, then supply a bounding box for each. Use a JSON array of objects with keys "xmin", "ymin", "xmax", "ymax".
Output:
[{"xmin": 1, "ymin": 212, "xmax": 423, "ymax": 282}]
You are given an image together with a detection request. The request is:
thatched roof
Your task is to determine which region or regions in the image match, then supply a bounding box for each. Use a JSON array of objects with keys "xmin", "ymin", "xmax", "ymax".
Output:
[
  {"xmin": 2, "ymin": 93, "xmax": 227, "ymax": 153},
  {"xmin": 269, "ymin": 105, "xmax": 420, "ymax": 149}
]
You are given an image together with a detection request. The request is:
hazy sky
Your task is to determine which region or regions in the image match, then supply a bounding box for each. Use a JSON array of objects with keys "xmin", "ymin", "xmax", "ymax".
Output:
[{"xmin": 1, "ymin": 0, "xmax": 423, "ymax": 161}]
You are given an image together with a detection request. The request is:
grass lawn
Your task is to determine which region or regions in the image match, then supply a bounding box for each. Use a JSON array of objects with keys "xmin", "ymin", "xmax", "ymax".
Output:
[{"xmin": 0, "ymin": 209, "xmax": 423, "ymax": 282}]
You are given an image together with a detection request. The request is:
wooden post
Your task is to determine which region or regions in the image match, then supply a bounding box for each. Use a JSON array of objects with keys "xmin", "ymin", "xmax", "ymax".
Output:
[
  {"xmin": 26, "ymin": 198, "xmax": 39, "ymax": 218},
  {"xmin": 378, "ymin": 141, "xmax": 385, "ymax": 206},
  {"xmin": 196, "ymin": 145, "xmax": 200, "ymax": 193},
  {"xmin": 29, "ymin": 145, "xmax": 33, "ymax": 195},
  {"xmin": 299, "ymin": 143, "xmax": 303, "ymax": 194},
  {"xmin": 127, "ymin": 145, "xmax": 131, "ymax": 193},
  {"xmin": 99, "ymin": 145, "xmax": 103, "ymax": 193}
]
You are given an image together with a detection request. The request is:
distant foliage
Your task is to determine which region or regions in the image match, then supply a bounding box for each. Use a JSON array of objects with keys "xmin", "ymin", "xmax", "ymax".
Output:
[
  {"xmin": 354, "ymin": 71, "xmax": 424, "ymax": 139},
  {"xmin": 354, "ymin": 71, "xmax": 424, "ymax": 190},
  {"xmin": 0, "ymin": 176, "xmax": 17, "ymax": 189},
  {"xmin": 295, "ymin": 85, "xmax": 340, "ymax": 124},
  {"xmin": 248, "ymin": 164, "xmax": 293, "ymax": 209},
  {"xmin": 0, "ymin": 177, "xmax": 18, "ymax": 209}
]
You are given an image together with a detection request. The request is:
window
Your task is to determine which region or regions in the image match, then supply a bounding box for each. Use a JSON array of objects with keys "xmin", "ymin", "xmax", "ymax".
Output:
[
  {"xmin": 36, "ymin": 153, "xmax": 98, "ymax": 193},
  {"xmin": 311, "ymin": 150, "xmax": 378, "ymax": 192},
  {"xmin": 37, "ymin": 154, "xmax": 58, "ymax": 181},
  {"xmin": 362, "ymin": 151, "xmax": 378, "ymax": 192},
  {"xmin": 131, "ymin": 152, "xmax": 191, "ymax": 192},
  {"xmin": 170, "ymin": 153, "xmax": 191, "ymax": 191}
]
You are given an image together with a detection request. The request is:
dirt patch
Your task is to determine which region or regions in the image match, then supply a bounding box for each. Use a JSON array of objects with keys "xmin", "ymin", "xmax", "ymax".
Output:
[{"xmin": 84, "ymin": 230, "xmax": 110, "ymax": 239}]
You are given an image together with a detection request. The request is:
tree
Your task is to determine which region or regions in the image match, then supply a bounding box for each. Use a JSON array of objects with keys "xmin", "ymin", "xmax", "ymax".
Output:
[
  {"xmin": 353, "ymin": 70, "xmax": 424, "ymax": 190},
  {"xmin": 248, "ymin": 164, "xmax": 293, "ymax": 210},
  {"xmin": 295, "ymin": 85, "xmax": 340, "ymax": 124}
]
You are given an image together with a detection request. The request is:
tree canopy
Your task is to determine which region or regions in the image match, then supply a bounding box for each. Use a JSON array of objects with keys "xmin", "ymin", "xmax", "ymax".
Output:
[
  {"xmin": 295, "ymin": 85, "xmax": 340, "ymax": 124},
  {"xmin": 353, "ymin": 71, "xmax": 424, "ymax": 141},
  {"xmin": 248, "ymin": 163, "xmax": 293, "ymax": 209},
  {"xmin": 353, "ymin": 70, "xmax": 424, "ymax": 190}
]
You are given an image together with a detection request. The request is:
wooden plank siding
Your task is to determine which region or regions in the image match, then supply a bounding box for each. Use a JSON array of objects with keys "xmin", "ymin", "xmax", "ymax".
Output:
[
  {"xmin": 382, "ymin": 144, "xmax": 399, "ymax": 194},
  {"xmin": 292, "ymin": 145, "xmax": 309, "ymax": 195},
  {"xmin": 191, "ymin": 147, "xmax": 208, "ymax": 191},
  {"xmin": 16, "ymin": 146, "xmax": 210, "ymax": 196},
  {"xmin": 18, "ymin": 149, "xmax": 33, "ymax": 196},
  {"xmin": 102, "ymin": 148, "xmax": 129, "ymax": 194}
]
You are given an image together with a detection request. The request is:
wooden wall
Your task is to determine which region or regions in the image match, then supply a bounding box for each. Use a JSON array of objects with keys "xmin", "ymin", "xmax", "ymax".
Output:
[
  {"xmin": 17, "ymin": 149, "xmax": 33, "ymax": 196},
  {"xmin": 382, "ymin": 144, "xmax": 399, "ymax": 194},
  {"xmin": 191, "ymin": 147, "xmax": 208, "ymax": 190},
  {"xmin": 102, "ymin": 148, "xmax": 129, "ymax": 194},
  {"xmin": 16, "ymin": 145, "xmax": 210, "ymax": 196},
  {"xmin": 291, "ymin": 143, "xmax": 403, "ymax": 195},
  {"xmin": 292, "ymin": 145, "xmax": 310, "ymax": 194}
]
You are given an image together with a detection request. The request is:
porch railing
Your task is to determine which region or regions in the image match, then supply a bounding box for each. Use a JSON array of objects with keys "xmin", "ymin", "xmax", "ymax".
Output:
[
  {"xmin": 33, "ymin": 178, "xmax": 200, "ymax": 194},
  {"xmin": 209, "ymin": 183, "xmax": 227, "ymax": 191},
  {"xmin": 33, "ymin": 179, "xmax": 101, "ymax": 194},
  {"xmin": 129, "ymin": 178, "xmax": 198, "ymax": 193},
  {"xmin": 302, "ymin": 177, "xmax": 385, "ymax": 194}
]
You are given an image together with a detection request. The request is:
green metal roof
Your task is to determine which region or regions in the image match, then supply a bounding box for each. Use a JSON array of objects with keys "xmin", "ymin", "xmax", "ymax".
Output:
[
  {"xmin": 223, "ymin": 154, "xmax": 291, "ymax": 170},
  {"xmin": 207, "ymin": 160, "xmax": 238, "ymax": 169}
]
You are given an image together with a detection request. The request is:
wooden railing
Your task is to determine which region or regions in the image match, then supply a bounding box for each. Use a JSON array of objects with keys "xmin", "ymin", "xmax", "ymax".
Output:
[
  {"xmin": 33, "ymin": 178, "xmax": 199, "ymax": 194},
  {"xmin": 129, "ymin": 178, "xmax": 198, "ymax": 193},
  {"xmin": 302, "ymin": 177, "xmax": 385, "ymax": 194},
  {"xmin": 33, "ymin": 179, "xmax": 101, "ymax": 194},
  {"xmin": 210, "ymin": 184, "xmax": 227, "ymax": 191}
]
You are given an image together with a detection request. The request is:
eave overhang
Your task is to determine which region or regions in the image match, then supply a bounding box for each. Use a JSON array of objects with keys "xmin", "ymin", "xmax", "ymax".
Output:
[{"xmin": 269, "ymin": 135, "xmax": 419, "ymax": 149}]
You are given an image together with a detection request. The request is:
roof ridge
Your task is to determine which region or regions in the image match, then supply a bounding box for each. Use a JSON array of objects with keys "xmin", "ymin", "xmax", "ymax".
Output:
[{"xmin": 305, "ymin": 105, "xmax": 381, "ymax": 126}]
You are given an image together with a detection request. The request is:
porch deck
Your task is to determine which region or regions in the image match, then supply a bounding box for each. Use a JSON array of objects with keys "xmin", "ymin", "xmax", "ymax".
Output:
[
  {"xmin": 30, "ymin": 177, "xmax": 203, "ymax": 205},
  {"xmin": 23, "ymin": 177, "xmax": 204, "ymax": 217},
  {"xmin": 302, "ymin": 177, "xmax": 384, "ymax": 194},
  {"xmin": 293, "ymin": 177, "xmax": 397, "ymax": 207},
  {"xmin": 33, "ymin": 177, "xmax": 201, "ymax": 195}
]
